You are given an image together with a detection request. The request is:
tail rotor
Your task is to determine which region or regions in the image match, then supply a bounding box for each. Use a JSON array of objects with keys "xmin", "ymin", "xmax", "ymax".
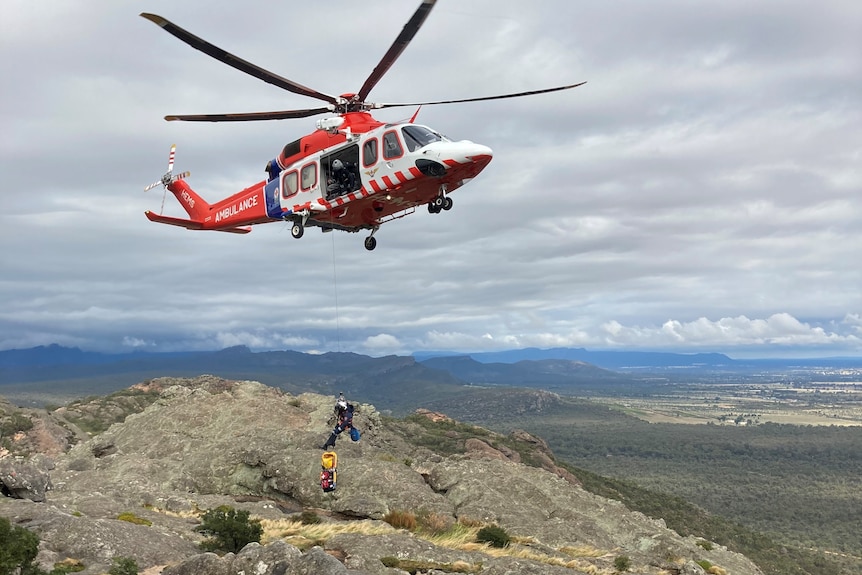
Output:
[{"xmin": 145, "ymin": 144, "xmax": 190, "ymax": 191}]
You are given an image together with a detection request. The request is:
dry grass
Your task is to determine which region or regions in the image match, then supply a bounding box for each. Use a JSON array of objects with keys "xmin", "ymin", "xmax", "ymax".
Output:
[
  {"xmin": 260, "ymin": 518, "xmax": 396, "ymax": 548},
  {"xmin": 425, "ymin": 521, "xmax": 481, "ymax": 548},
  {"xmin": 560, "ymin": 544, "xmax": 608, "ymax": 558},
  {"xmin": 258, "ymin": 512, "xmax": 616, "ymax": 572},
  {"xmin": 383, "ymin": 509, "xmax": 417, "ymax": 531}
]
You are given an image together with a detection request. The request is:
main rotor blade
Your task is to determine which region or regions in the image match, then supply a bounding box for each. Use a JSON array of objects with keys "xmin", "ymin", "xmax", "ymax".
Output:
[
  {"xmin": 356, "ymin": 0, "xmax": 437, "ymax": 102},
  {"xmin": 141, "ymin": 13, "xmax": 338, "ymax": 106},
  {"xmin": 165, "ymin": 107, "xmax": 334, "ymax": 122},
  {"xmin": 374, "ymin": 81, "xmax": 588, "ymax": 109}
]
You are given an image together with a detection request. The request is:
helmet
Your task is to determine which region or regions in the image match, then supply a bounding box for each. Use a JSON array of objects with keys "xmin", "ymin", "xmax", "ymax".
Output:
[
  {"xmin": 332, "ymin": 159, "xmax": 344, "ymax": 170},
  {"xmin": 336, "ymin": 399, "xmax": 347, "ymax": 410}
]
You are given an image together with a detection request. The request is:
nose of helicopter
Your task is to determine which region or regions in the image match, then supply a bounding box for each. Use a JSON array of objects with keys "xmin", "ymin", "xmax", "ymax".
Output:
[
  {"xmin": 457, "ymin": 141, "xmax": 493, "ymax": 179},
  {"xmin": 467, "ymin": 142, "xmax": 493, "ymax": 166},
  {"xmin": 436, "ymin": 140, "xmax": 493, "ymax": 177},
  {"xmin": 416, "ymin": 140, "xmax": 493, "ymax": 182}
]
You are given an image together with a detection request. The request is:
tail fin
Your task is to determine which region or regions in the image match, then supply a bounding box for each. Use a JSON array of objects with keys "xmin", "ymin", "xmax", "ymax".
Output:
[
  {"xmin": 167, "ymin": 178, "xmax": 209, "ymax": 221},
  {"xmin": 144, "ymin": 144, "xmax": 210, "ymax": 221}
]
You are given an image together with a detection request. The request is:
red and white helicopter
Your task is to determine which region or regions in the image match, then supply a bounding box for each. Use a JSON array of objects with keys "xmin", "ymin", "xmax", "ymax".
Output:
[{"xmin": 142, "ymin": 0, "xmax": 585, "ymax": 250}]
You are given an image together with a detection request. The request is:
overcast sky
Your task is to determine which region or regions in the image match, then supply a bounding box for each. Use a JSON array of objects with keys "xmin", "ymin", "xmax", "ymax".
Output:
[{"xmin": 2, "ymin": 0, "xmax": 861, "ymax": 358}]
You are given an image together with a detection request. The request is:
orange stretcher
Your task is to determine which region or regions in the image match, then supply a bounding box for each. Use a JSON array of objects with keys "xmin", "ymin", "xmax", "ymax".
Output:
[{"xmin": 320, "ymin": 450, "xmax": 337, "ymax": 492}]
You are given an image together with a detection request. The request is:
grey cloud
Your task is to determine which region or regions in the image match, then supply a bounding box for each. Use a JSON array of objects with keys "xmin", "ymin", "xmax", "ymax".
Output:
[{"xmin": 1, "ymin": 0, "xmax": 861, "ymax": 357}]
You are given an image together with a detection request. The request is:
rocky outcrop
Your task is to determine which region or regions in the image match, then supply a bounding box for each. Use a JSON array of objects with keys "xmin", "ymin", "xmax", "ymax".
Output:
[
  {"xmin": 162, "ymin": 541, "xmax": 317, "ymax": 575},
  {"xmin": 0, "ymin": 454, "xmax": 53, "ymax": 501},
  {"xmin": 1, "ymin": 377, "xmax": 764, "ymax": 575}
]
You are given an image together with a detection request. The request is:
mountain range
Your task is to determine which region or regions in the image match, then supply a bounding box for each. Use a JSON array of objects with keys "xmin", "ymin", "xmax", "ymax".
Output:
[{"xmin": 4, "ymin": 344, "xmax": 862, "ymax": 409}]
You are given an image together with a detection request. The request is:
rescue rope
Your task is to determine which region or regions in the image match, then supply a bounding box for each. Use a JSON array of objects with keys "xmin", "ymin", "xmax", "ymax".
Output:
[{"xmin": 330, "ymin": 229, "xmax": 342, "ymax": 352}]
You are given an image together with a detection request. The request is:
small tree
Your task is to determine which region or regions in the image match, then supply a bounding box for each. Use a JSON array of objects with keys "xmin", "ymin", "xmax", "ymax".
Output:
[
  {"xmin": 0, "ymin": 516, "xmax": 40, "ymax": 575},
  {"xmin": 196, "ymin": 506, "xmax": 262, "ymax": 553}
]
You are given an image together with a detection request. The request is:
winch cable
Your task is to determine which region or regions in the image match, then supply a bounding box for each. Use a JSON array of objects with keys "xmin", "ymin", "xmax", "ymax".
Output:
[{"xmin": 330, "ymin": 228, "xmax": 342, "ymax": 353}]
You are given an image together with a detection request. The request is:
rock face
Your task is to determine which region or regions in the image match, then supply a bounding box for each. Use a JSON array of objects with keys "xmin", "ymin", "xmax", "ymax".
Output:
[
  {"xmin": 0, "ymin": 454, "xmax": 53, "ymax": 501},
  {"xmin": 1, "ymin": 376, "xmax": 764, "ymax": 575}
]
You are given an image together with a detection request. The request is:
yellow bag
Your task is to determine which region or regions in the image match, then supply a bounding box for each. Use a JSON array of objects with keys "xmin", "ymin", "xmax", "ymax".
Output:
[{"xmin": 321, "ymin": 451, "xmax": 337, "ymax": 470}]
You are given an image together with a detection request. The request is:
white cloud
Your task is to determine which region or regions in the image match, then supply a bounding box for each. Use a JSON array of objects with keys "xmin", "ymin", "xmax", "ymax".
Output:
[
  {"xmin": 362, "ymin": 334, "xmax": 403, "ymax": 355},
  {"xmin": 599, "ymin": 314, "xmax": 862, "ymax": 352}
]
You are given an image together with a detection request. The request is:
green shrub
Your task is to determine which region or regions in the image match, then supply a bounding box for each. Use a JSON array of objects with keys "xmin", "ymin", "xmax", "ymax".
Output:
[
  {"xmin": 697, "ymin": 559, "xmax": 713, "ymax": 570},
  {"xmin": 696, "ymin": 539, "xmax": 714, "ymax": 551},
  {"xmin": 299, "ymin": 510, "xmax": 321, "ymax": 525},
  {"xmin": 0, "ymin": 516, "xmax": 39, "ymax": 575},
  {"xmin": 476, "ymin": 524, "xmax": 510, "ymax": 548},
  {"xmin": 108, "ymin": 557, "xmax": 139, "ymax": 575},
  {"xmin": 614, "ymin": 555, "xmax": 631, "ymax": 572},
  {"xmin": 196, "ymin": 505, "xmax": 262, "ymax": 553},
  {"xmin": 0, "ymin": 413, "xmax": 33, "ymax": 436}
]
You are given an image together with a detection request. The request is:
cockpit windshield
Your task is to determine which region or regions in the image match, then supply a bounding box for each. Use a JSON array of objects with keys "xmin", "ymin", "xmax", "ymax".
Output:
[{"xmin": 402, "ymin": 125, "xmax": 447, "ymax": 152}]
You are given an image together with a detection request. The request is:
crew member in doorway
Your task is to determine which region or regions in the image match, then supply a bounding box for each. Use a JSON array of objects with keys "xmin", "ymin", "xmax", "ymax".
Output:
[{"xmin": 327, "ymin": 159, "xmax": 356, "ymax": 199}]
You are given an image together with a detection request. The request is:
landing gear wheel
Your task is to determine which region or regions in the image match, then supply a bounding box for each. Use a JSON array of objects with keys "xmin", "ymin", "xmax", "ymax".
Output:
[
  {"xmin": 364, "ymin": 236, "xmax": 377, "ymax": 251},
  {"xmin": 442, "ymin": 197, "xmax": 453, "ymax": 211},
  {"xmin": 291, "ymin": 223, "xmax": 304, "ymax": 239},
  {"xmin": 428, "ymin": 202, "xmax": 440, "ymax": 214},
  {"xmin": 432, "ymin": 196, "xmax": 445, "ymax": 209}
]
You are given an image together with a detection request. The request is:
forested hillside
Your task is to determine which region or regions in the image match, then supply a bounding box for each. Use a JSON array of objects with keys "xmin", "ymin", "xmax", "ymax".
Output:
[{"xmin": 424, "ymin": 387, "xmax": 862, "ymax": 575}]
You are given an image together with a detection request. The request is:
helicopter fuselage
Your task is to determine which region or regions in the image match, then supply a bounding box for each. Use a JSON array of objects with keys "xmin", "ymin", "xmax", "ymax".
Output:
[
  {"xmin": 141, "ymin": 1, "xmax": 580, "ymax": 250},
  {"xmin": 153, "ymin": 114, "xmax": 493, "ymax": 244}
]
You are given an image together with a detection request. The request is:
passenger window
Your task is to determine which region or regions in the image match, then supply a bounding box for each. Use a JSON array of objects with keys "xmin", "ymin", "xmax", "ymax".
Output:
[
  {"xmin": 282, "ymin": 171, "xmax": 298, "ymax": 198},
  {"xmin": 382, "ymin": 131, "xmax": 403, "ymax": 160},
  {"xmin": 300, "ymin": 163, "xmax": 317, "ymax": 191},
  {"xmin": 363, "ymin": 138, "xmax": 378, "ymax": 167}
]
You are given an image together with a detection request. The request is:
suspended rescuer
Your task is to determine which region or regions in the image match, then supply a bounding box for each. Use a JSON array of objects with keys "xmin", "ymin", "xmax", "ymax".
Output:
[{"xmin": 322, "ymin": 392, "xmax": 361, "ymax": 450}]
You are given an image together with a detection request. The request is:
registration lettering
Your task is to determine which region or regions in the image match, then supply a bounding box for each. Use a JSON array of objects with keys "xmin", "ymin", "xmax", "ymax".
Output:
[
  {"xmin": 181, "ymin": 191, "xmax": 195, "ymax": 208},
  {"xmin": 215, "ymin": 195, "xmax": 258, "ymax": 223}
]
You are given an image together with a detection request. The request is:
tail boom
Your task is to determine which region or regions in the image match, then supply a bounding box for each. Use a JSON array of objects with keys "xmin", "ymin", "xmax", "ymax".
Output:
[{"xmin": 145, "ymin": 145, "xmax": 273, "ymax": 233}]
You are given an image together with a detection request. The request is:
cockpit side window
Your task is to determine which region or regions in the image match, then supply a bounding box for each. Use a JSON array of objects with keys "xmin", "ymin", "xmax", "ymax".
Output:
[
  {"xmin": 382, "ymin": 130, "xmax": 403, "ymax": 160},
  {"xmin": 363, "ymin": 138, "xmax": 378, "ymax": 167},
  {"xmin": 402, "ymin": 125, "xmax": 443, "ymax": 152}
]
